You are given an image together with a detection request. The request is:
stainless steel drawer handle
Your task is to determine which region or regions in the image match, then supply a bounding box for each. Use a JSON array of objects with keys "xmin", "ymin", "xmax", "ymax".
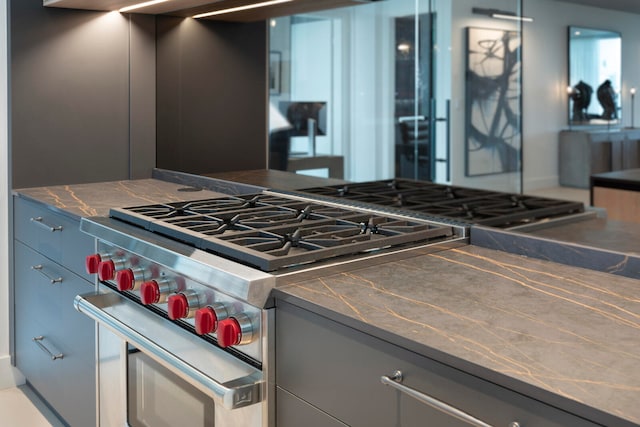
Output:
[
  {"xmin": 30, "ymin": 216, "xmax": 63, "ymax": 232},
  {"xmin": 32, "ymin": 336, "xmax": 64, "ymax": 361},
  {"xmin": 31, "ymin": 265, "xmax": 63, "ymax": 284},
  {"xmin": 381, "ymin": 370, "xmax": 494, "ymax": 427}
]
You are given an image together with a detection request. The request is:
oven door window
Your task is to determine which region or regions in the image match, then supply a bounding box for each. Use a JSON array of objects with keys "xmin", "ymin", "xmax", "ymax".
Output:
[{"xmin": 127, "ymin": 346, "xmax": 215, "ymax": 427}]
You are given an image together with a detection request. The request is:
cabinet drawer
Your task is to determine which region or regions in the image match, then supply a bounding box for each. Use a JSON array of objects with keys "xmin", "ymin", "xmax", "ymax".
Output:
[
  {"xmin": 14, "ymin": 241, "xmax": 96, "ymax": 427},
  {"xmin": 277, "ymin": 387, "xmax": 347, "ymax": 427},
  {"xmin": 276, "ymin": 301, "xmax": 600, "ymax": 427},
  {"xmin": 14, "ymin": 196, "xmax": 94, "ymax": 281}
]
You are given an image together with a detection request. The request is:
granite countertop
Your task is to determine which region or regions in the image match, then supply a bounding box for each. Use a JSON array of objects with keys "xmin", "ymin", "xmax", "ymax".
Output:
[
  {"xmin": 13, "ymin": 169, "xmax": 347, "ymax": 219},
  {"xmin": 201, "ymin": 168, "xmax": 347, "ymax": 190},
  {"xmin": 275, "ymin": 244, "xmax": 640, "ymax": 426},
  {"xmin": 592, "ymin": 168, "xmax": 640, "ymax": 187},
  {"xmin": 471, "ymin": 218, "xmax": 640, "ymax": 280},
  {"xmin": 527, "ymin": 217, "xmax": 640, "ymax": 255},
  {"xmin": 13, "ymin": 179, "xmax": 227, "ymax": 219}
]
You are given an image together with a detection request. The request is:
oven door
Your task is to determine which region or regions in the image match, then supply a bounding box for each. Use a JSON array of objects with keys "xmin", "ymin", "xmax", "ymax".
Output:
[{"xmin": 74, "ymin": 287, "xmax": 265, "ymax": 427}]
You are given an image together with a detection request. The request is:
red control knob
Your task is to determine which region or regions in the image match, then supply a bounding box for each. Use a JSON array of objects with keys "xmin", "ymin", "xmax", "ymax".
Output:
[
  {"xmin": 217, "ymin": 318, "xmax": 242, "ymax": 348},
  {"xmin": 195, "ymin": 307, "xmax": 219, "ymax": 335},
  {"xmin": 140, "ymin": 280, "xmax": 161, "ymax": 305},
  {"xmin": 167, "ymin": 294, "xmax": 189, "ymax": 320},
  {"xmin": 97, "ymin": 260, "xmax": 116, "ymax": 281},
  {"xmin": 116, "ymin": 269, "xmax": 136, "ymax": 291},
  {"xmin": 85, "ymin": 254, "xmax": 103, "ymax": 274}
]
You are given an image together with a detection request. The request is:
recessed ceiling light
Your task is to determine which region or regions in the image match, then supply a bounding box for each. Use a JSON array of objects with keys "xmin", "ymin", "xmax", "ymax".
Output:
[
  {"xmin": 119, "ymin": 0, "xmax": 169, "ymax": 13},
  {"xmin": 193, "ymin": 0, "xmax": 293, "ymax": 19}
]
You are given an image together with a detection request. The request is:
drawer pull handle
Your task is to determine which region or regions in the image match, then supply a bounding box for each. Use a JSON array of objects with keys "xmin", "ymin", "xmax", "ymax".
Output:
[
  {"xmin": 30, "ymin": 217, "xmax": 63, "ymax": 232},
  {"xmin": 31, "ymin": 265, "xmax": 63, "ymax": 284},
  {"xmin": 381, "ymin": 370, "xmax": 494, "ymax": 427},
  {"xmin": 32, "ymin": 336, "xmax": 64, "ymax": 361}
]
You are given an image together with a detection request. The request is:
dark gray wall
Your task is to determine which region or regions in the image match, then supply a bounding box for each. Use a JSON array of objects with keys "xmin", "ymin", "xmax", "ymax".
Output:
[
  {"xmin": 156, "ymin": 17, "xmax": 267, "ymax": 175},
  {"xmin": 11, "ymin": 1, "xmax": 266, "ymax": 188},
  {"xmin": 11, "ymin": 1, "xmax": 156, "ymax": 189}
]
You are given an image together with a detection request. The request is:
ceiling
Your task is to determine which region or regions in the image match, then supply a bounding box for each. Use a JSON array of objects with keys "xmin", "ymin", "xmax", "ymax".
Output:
[{"xmin": 554, "ymin": 0, "xmax": 640, "ymax": 15}]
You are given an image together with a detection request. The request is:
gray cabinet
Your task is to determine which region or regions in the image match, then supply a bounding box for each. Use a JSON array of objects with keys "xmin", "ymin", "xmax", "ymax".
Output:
[
  {"xmin": 559, "ymin": 129, "xmax": 640, "ymax": 188},
  {"xmin": 276, "ymin": 300, "xmax": 600, "ymax": 427},
  {"xmin": 13, "ymin": 196, "xmax": 96, "ymax": 427}
]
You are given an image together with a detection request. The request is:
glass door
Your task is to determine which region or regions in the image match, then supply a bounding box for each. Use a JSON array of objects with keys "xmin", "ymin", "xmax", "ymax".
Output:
[
  {"xmin": 268, "ymin": 0, "xmax": 523, "ymax": 193},
  {"xmin": 394, "ymin": 9, "xmax": 433, "ymax": 181}
]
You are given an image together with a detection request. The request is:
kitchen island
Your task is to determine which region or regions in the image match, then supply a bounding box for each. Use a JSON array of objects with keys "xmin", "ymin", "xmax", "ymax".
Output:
[
  {"xmin": 275, "ymin": 244, "xmax": 640, "ymax": 426},
  {"xmin": 12, "ymin": 173, "xmax": 640, "ymax": 427}
]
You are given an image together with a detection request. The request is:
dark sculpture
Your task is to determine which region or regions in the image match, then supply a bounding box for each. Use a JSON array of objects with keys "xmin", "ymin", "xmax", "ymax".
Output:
[
  {"xmin": 570, "ymin": 80, "xmax": 593, "ymax": 122},
  {"xmin": 597, "ymin": 79, "xmax": 618, "ymax": 120}
]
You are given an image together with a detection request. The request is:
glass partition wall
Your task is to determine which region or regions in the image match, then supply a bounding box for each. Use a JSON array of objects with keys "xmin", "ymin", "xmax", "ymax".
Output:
[{"xmin": 269, "ymin": 0, "xmax": 524, "ymax": 193}]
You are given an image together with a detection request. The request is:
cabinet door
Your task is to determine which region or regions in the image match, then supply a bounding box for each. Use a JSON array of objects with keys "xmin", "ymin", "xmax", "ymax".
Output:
[
  {"xmin": 276, "ymin": 301, "xmax": 600, "ymax": 427},
  {"xmin": 14, "ymin": 241, "xmax": 96, "ymax": 427}
]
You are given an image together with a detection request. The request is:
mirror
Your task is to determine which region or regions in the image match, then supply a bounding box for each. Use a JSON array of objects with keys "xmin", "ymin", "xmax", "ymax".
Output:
[{"xmin": 568, "ymin": 26, "xmax": 621, "ymax": 126}]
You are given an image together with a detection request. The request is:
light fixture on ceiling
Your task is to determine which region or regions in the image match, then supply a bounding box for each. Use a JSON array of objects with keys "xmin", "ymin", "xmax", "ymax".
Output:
[
  {"xmin": 119, "ymin": 0, "xmax": 169, "ymax": 13},
  {"xmin": 193, "ymin": 0, "xmax": 293, "ymax": 19},
  {"xmin": 472, "ymin": 7, "xmax": 534, "ymax": 23}
]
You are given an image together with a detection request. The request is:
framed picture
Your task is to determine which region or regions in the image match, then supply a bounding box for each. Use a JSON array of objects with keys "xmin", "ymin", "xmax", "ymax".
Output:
[
  {"xmin": 465, "ymin": 27, "xmax": 522, "ymax": 176},
  {"xmin": 269, "ymin": 51, "xmax": 281, "ymax": 95}
]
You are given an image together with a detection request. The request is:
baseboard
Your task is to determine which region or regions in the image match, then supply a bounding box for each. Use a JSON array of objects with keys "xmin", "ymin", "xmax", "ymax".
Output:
[{"xmin": 0, "ymin": 355, "xmax": 25, "ymax": 389}]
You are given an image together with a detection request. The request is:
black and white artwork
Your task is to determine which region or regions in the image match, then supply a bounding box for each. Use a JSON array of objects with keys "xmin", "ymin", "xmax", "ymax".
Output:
[{"xmin": 465, "ymin": 27, "xmax": 522, "ymax": 176}]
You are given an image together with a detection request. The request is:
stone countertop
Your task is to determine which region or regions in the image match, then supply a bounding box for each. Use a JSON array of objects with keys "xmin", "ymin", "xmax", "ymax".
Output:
[
  {"xmin": 13, "ymin": 179, "xmax": 228, "ymax": 219},
  {"xmin": 200, "ymin": 168, "xmax": 347, "ymax": 190},
  {"xmin": 527, "ymin": 217, "xmax": 640, "ymax": 255},
  {"xmin": 471, "ymin": 218, "xmax": 640, "ymax": 280},
  {"xmin": 275, "ymin": 245, "xmax": 640, "ymax": 427},
  {"xmin": 13, "ymin": 169, "xmax": 347, "ymax": 220},
  {"xmin": 592, "ymin": 168, "xmax": 640, "ymax": 188}
]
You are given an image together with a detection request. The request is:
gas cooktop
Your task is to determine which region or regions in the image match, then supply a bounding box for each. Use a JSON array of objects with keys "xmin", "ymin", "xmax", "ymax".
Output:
[
  {"xmin": 110, "ymin": 193, "xmax": 463, "ymax": 272},
  {"xmin": 292, "ymin": 179, "xmax": 586, "ymax": 229}
]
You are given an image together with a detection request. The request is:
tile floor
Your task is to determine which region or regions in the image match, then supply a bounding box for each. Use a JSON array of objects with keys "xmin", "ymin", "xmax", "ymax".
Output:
[{"xmin": 0, "ymin": 386, "xmax": 64, "ymax": 427}]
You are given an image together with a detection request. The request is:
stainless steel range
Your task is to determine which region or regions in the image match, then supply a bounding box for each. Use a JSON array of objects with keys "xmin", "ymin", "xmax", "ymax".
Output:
[{"xmin": 74, "ymin": 190, "xmax": 467, "ymax": 427}]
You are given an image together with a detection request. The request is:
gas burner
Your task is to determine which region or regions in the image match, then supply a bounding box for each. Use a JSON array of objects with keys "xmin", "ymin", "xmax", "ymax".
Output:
[
  {"xmin": 201, "ymin": 215, "xmax": 453, "ymax": 271},
  {"xmin": 296, "ymin": 179, "xmax": 585, "ymax": 229},
  {"xmin": 110, "ymin": 193, "xmax": 460, "ymax": 272}
]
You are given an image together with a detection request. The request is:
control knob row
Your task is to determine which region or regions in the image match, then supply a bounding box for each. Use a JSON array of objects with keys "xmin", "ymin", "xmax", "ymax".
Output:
[
  {"xmin": 85, "ymin": 253, "xmax": 255, "ymax": 348},
  {"xmin": 86, "ymin": 253, "xmax": 182, "ymax": 302},
  {"xmin": 168, "ymin": 292, "xmax": 254, "ymax": 348}
]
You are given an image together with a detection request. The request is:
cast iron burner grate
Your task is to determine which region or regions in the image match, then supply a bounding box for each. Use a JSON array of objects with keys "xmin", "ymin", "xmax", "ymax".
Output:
[
  {"xmin": 110, "ymin": 194, "xmax": 457, "ymax": 271},
  {"xmin": 296, "ymin": 179, "xmax": 585, "ymax": 228}
]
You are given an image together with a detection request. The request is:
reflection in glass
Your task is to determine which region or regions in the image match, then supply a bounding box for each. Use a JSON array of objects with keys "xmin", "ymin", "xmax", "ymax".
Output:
[
  {"xmin": 568, "ymin": 26, "xmax": 621, "ymax": 125},
  {"xmin": 267, "ymin": 0, "xmax": 523, "ymax": 194}
]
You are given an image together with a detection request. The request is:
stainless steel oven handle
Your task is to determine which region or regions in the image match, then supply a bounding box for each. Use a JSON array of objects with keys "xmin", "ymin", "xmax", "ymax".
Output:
[
  {"xmin": 381, "ymin": 371, "xmax": 494, "ymax": 427},
  {"xmin": 74, "ymin": 293, "xmax": 262, "ymax": 410}
]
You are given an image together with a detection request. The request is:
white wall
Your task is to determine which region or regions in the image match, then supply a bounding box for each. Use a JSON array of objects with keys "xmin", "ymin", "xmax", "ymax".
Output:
[
  {"xmin": 522, "ymin": 0, "xmax": 640, "ymax": 191},
  {"xmin": 1, "ymin": 0, "xmax": 25, "ymax": 389}
]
